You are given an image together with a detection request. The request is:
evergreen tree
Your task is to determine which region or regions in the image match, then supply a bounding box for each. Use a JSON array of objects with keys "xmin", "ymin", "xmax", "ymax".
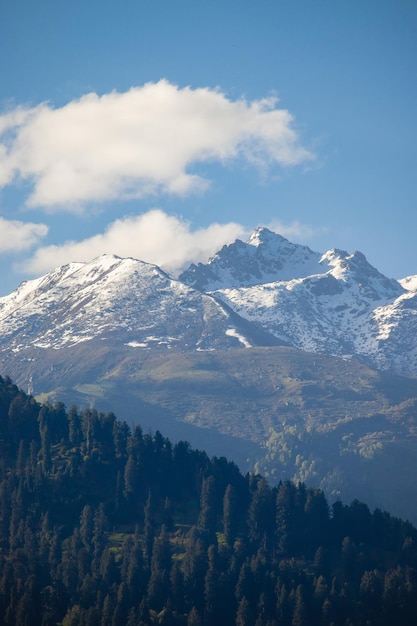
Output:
[
  {"xmin": 236, "ymin": 596, "xmax": 253, "ymax": 626},
  {"xmin": 68, "ymin": 405, "xmax": 82, "ymax": 446},
  {"xmin": 112, "ymin": 419, "xmax": 130, "ymax": 459},
  {"xmin": 169, "ymin": 561, "xmax": 185, "ymax": 615},
  {"xmin": 247, "ymin": 477, "xmax": 274, "ymax": 547},
  {"xmin": 187, "ymin": 607, "xmax": 203, "ymax": 626},
  {"xmin": 291, "ymin": 584, "xmax": 308, "ymax": 626},
  {"xmin": 303, "ymin": 489, "xmax": 329, "ymax": 555},
  {"xmin": 143, "ymin": 490, "xmax": 155, "ymax": 570},
  {"xmin": 123, "ymin": 454, "xmax": 139, "ymax": 507},
  {"xmin": 204, "ymin": 544, "xmax": 220, "ymax": 624},
  {"xmin": 112, "ymin": 582, "xmax": 129, "ymax": 626},
  {"xmin": 223, "ymin": 483, "xmax": 239, "ymax": 546},
  {"xmin": 183, "ymin": 528, "xmax": 207, "ymax": 612},
  {"xmin": 197, "ymin": 475, "xmax": 217, "ymax": 544},
  {"xmin": 101, "ymin": 594, "xmax": 114, "ymax": 626},
  {"xmin": 79, "ymin": 505, "xmax": 94, "ymax": 553},
  {"xmin": 147, "ymin": 526, "xmax": 172, "ymax": 611}
]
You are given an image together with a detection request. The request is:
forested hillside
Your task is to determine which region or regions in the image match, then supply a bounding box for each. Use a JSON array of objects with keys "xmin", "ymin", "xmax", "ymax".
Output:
[{"xmin": 1, "ymin": 374, "xmax": 417, "ymax": 625}]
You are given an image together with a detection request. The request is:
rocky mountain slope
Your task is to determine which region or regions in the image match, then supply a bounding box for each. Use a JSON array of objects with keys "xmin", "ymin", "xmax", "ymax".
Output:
[
  {"xmin": 0, "ymin": 252, "xmax": 277, "ymax": 355},
  {"xmin": 181, "ymin": 227, "xmax": 417, "ymax": 377}
]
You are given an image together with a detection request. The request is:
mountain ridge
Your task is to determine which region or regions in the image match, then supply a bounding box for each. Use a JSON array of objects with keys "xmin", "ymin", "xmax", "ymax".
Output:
[
  {"xmin": 181, "ymin": 227, "xmax": 416, "ymax": 376},
  {"xmin": 1, "ymin": 227, "xmax": 416, "ymax": 376},
  {"xmin": 180, "ymin": 226, "xmax": 327, "ymax": 290},
  {"xmin": 0, "ymin": 252, "xmax": 279, "ymax": 353}
]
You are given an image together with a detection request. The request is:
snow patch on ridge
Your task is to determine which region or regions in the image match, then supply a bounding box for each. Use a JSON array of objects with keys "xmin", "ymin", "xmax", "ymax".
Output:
[
  {"xmin": 400, "ymin": 275, "xmax": 417, "ymax": 291},
  {"xmin": 225, "ymin": 328, "xmax": 252, "ymax": 348}
]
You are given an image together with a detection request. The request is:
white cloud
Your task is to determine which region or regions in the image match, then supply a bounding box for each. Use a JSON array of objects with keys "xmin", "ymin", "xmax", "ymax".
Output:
[
  {"xmin": 18, "ymin": 209, "xmax": 246, "ymax": 275},
  {"xmin": 0, "ymin": 216, "xmax": 48, "ymax": 253},
  {"xmin": 0, "ymin": 81, "xmax": 314, "ymax": 211}
]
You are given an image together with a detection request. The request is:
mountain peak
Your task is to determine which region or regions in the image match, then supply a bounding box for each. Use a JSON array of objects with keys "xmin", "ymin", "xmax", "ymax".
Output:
[
  {"xmin": 247, "ymin": 226, "xmax": 287, "ymax": 247},
  {"xmin": 180, "ymin": 228, "xmax": 322, "ymax": 291},
  {"xmin": 319, "ymin": 248, "xmax": 403, "ymax": 299}
]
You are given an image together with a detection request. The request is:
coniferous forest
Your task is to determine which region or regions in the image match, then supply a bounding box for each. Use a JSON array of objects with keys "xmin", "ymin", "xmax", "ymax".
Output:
[{"xmin": 1, "ymin": 374, "xmax": 417, "ymax": 625}]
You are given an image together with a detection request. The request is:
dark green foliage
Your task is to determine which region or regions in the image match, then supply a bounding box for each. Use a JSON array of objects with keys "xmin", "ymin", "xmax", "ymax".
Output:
[
  {"xmin": 222, "ymin": 483, "xmax": 239, "ymax": 546},
  {"xmin": 0, "ymin": 373, "xmax": 417, "ymax": 625},
  {"xmin": 197, "ymin": 476, "xmax": 217, "ymax": 543}
]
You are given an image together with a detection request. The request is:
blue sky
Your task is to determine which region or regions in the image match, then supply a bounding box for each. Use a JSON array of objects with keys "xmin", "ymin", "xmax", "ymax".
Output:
[{"xmin": 0, "ymin": 0, "xmax": 416, "ymax": 295}]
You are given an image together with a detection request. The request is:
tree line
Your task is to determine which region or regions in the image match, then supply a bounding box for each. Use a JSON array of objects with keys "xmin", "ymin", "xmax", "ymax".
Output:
[{"xmin": 0, "ymin": 374, "xmax": 416, "ymax": 625}]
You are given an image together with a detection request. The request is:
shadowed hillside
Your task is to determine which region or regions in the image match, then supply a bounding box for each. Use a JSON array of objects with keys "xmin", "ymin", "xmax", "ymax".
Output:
[{"xmin": 18, "ymin": 344, "xmax": 417, "ymax": 524}]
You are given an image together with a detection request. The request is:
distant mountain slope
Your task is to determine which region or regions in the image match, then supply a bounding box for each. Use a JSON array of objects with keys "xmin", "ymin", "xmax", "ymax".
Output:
[
  {"xmin": 181, "ymin": 228, "xmax": 417, "ymax": 377},
  {"xmin": 0, "ymin": 253, "xmax": 277, "ymax": 354},
  {"xmin": 14, "ymin": 344, "xmax": 417, "ymax": 524}
]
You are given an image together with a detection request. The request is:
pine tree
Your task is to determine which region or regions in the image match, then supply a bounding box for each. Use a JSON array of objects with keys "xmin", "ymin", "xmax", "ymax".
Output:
[
  {"xmin": 68, "ymin": 405, "xmax": 82, "ymax": 446},
  {"xmin": 100, "ymin": 548, "xmax": 118, "ymax": 587},
  {"xmin": 147, "ymin": 526, "xmax": 172, "ymax": 612},
  {"xmin": 204, "ymin": 544, "xmax": 220, "ymax": 624},
  {"xmin": 80, "ymin": 505, "xmax": 94, "ymax": 553},
  {"xmin": 112, "ymin": 582, "xmax": 129, "ymax": 626},
  {"xmin": 275, "ymin": 481, "xmax": 297, "ymax": 555},
  {"xmin": 101, "ymin": 594, "xmax": 114, "ymax": 626},
  {"xmin": 197, "ymin": 475, "xmax": 217, "ymax": 544},
  {"xmin": 143, "ymin": 491, "xmax": 155, "ymax": 570},
  {"xmin": 169, "ymin": 561, "xmax": 185, "ymax": 615},
  {"xmin": 38, "ymin": 410, "xmax": 52, "ymax": 475},
  {"xmin": 91, "ymin": 503, "xmax": 109, "ymax": 576},
  {"xmin": 61, "ymin": 604, "xmax": 83, "ymax": 626},
  {"xmin": 247, "ymin": 477, "xmax": 274, "ymax": 547},
  {"xmin": 223, "ymin": 483, "xmax": 239, "ymax": 546},
  {"xmin": 236, "ymin": 596, "xmax": 252, "ymax": 626},
  {"xmin": 292, "ymin": 584, "xmax": 308, "ymax": 626},
  {"xmin": 122, "ymin": 531, "xmax": 146, "ymax": 604},
  {"xmin": 183, "ymin": 527, "xmax": 207, "ymax": 612},
  {"xmin": 187, "ymin": 607, "xmax": 203, "ymax": 626},
  {"xmin": 303, "ymin": 489, "xmax": 329, "ymax": 555},
  {"xmin": 126, "ymin": 607, "xmax": 138, "ymax": 626},
  {"xmin": 123, "ymin": 454, "xmax": 139, "ymax": 511},
  {"xmin": 112, "ymin": 419, "xmax": 130, "ymax": 459}
]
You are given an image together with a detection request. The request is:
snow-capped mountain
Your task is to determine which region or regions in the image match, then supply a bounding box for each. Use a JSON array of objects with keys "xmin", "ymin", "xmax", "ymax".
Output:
[
  {"xmin": 0, "ymin": 253, "xmax": 276, "ymax": 355},
  {"xmin": 181, "ymin": 228, "xmax": 417, "ymax": 377},
  {"xmin": 1, "ymin": 227, "xmax": 416, "ymax": 380}
]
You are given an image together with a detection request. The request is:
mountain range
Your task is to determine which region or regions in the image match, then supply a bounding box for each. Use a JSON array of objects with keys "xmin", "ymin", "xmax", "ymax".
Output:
[
  {"xmin": 2, "ymin": 227, "xmax": 417, "ymax": 376},
  {"xmin": 180, "ymin": 227, "xmax": 417, "ymax": 377},
  {"xmin": 1, "ymin": 227, "xmax": 417, "ymax": 522}
]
